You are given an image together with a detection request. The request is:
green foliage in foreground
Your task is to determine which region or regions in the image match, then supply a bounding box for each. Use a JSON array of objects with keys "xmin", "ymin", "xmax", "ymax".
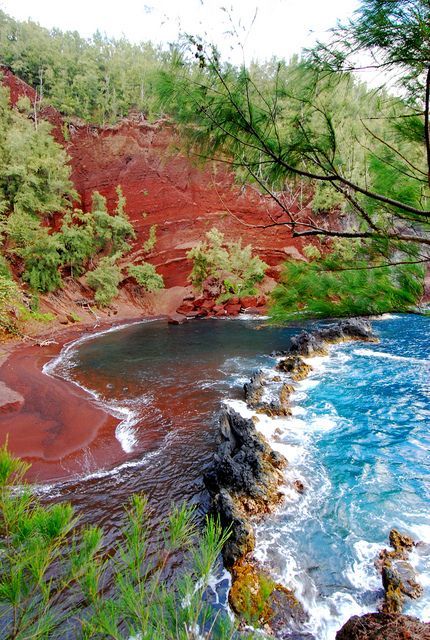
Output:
[
  {"xmin": 270, "ymin": 240, "xmax": 425, "ymax": 322},
  {"xmin": 187, "ymin": 228, "xmax": 267, "ymax": 300},
  {"xmin": 0, "ymin": 447, "xmax": 243, "ymax": 640}
]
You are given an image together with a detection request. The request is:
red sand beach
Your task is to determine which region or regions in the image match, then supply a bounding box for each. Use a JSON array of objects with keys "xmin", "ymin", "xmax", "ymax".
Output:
[{"xmin": 0, "ymin": 319, "xmax": 144, "ymax": 483}]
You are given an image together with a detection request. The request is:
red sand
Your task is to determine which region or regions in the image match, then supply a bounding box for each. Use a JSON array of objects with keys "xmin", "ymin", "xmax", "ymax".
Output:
[{"xmin": 0, "ymin": 320, "xmax": 143, "ymax": 483}]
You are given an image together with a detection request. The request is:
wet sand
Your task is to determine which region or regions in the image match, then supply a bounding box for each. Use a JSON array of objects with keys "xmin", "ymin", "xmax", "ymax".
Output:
[{"xmin": 0, "ymin": 318, "xmax": 154, "ymax": 483}]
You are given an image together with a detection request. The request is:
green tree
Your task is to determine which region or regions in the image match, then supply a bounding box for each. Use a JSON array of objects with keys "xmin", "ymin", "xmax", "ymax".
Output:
[
  {"xmin": 0, "ymin": 84, "xmax": 75, "ymax": 217},
  {"xmin": 187, "ymin": 227, "xmax": 267, "ymax": 299},
  {"xmin": 0, "ymin": 10, "xmax": 166, "ymax": 124}
]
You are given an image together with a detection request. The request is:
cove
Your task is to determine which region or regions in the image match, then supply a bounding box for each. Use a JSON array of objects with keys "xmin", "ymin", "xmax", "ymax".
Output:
[{"xmin": 15, "ymin": 314, "xmax": 430, "ymax": 638}]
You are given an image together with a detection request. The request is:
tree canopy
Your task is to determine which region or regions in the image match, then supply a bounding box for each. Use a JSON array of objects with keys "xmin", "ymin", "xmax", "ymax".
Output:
[{"xmin": 0, "ymin": 10, "xmax": 166, "ymax": 123}]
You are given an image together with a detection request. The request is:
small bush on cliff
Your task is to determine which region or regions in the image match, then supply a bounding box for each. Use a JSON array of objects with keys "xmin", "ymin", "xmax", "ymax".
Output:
[
  {"xmin": 0, "ymin": 447, "xmax": 241, "ymax": 639},
  {"xmin": 86, "ymin": 255, "xmax": 123, "ymax": 306},
  {"xmin": 59, "ymin": 189, "xmax": 135, "ymax": 277},
  {"xmin": 90, "ymin": 187, "xmax": 136, "ymax": 255},
  {"xmin": 187, "ymin": 228, "xmax": 267, "ymax": 299},
  {"xmin": 127, "ymin": 262, "xmax": 164, "ymax": 291},
  {"xmin": 0, "ymin": 273, "xmax": 21, "ymax": 333},
  {"xmin": 270, "ymin": 240, "xmax": 425, "ymax": 321}
]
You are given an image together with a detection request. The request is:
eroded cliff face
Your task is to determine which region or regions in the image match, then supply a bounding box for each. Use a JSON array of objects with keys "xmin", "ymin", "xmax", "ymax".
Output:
[
  {"xmin": 68, "ymin": 117, "xmax": 306, "ymax": 287},
  {"xmin": 2, "ymin": 65, "xmax": 306, "ymax": 290}
]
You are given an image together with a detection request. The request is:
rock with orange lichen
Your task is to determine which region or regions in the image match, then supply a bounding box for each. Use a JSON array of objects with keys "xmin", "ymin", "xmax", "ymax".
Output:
[
  {"xmin": 376, "ymin": 529, "xmax": 423, "ymax": 614},
  {"xmin": 229, "ymin": 560, "xmax": 308, "ymax": 633},
  {"xmin": 277, "ymin": 356, "xmax": 313, "ymax": 381}
]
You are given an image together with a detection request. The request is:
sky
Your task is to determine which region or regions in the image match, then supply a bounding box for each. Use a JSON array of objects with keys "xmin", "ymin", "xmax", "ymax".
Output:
[{"xmin": 0, "ymin": 0, "xmax": 360, "ymax": 64}]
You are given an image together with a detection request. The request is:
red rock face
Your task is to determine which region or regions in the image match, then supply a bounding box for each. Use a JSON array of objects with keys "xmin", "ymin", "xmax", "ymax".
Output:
[
  {"xmin": 2, "ymin": 67, "xmax": 308, "ymax": 289},
  {"xmin": 68, "ymin": 118, "xmax": 307, "ymax": 287}
]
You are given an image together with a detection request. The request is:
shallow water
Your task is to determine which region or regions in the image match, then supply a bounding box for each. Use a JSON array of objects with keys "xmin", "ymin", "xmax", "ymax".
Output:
[{"xmin": 47, "ymin": 314, "xmax": 430, "ymax": 638}]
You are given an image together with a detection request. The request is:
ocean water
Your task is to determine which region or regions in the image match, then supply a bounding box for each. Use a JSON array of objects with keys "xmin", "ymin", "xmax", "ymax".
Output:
[
  {"xmin": 47, "ymin": 313, "xmax": 430, "ymax": 638},
  {"xmin": 226, "ymin": 314, "xmax": 430, "ymax": 638}
]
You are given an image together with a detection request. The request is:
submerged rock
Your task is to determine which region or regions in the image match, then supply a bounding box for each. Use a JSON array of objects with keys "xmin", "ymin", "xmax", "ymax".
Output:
[{"xmin": 336, "ymin": 613, "xmax": 430, "ymax": 640}]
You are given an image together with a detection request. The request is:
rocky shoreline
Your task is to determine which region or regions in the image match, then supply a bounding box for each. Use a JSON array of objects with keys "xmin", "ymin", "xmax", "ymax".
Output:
[{"xmin": 205, "ymin": 318, "xmax": 430, "ymax": 638}]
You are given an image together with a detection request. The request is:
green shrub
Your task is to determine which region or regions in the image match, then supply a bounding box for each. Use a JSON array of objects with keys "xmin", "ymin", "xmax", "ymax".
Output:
[
  {"xmin": 86, "ymin": 255, "xmax": 123, "ymax": 306},
  {"xmin": 187, "ymin": 227, "xmax": 267, "ymax": 298},
  {"xmin": 18, "ymin": 228, "xmax": 63, "ymax": 293},
  {"xmin": 91, "ymin": 187, "xmax": 136, "ymax": 255},
  {"xmin": 142, "ymin": 224, "xmax": 158, "ymax": 253},
  {"xmin": 0, "ymin": 273, "xmax": 21, "ymax": 332},
  {"xmin": 127, "ymin": 262, "xmax": 164, "ymax": 291},
  {"xmin": 0, "ymin": 447, "xmax": 240, "ymax": 640},
  {"xmin": 270, "ymin": 240, "xmax": 425, "ymax": 321}
]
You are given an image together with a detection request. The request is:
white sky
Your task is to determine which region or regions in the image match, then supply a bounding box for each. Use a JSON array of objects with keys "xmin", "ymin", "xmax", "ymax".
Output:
[{"xmin": 0, "ymin": 0, "xmax": 360, "ymax": 64}]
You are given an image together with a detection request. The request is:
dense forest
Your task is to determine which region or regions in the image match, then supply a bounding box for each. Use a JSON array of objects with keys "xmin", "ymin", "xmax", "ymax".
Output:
[
  {"xmin": 0, "ymin": 2, "xmax": 428, "ymax": 335},
  {"xmin": 0, "ymin": 10, "xmax": 165, "ymax": 123}
]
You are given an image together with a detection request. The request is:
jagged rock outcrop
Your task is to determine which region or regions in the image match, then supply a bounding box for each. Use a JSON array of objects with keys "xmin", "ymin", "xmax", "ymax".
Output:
[
  {"xmin": 244, "ymin": 371, "xmax": 293, "ymax": 417},
  {"xmin": 277, "ymin": 356, "xmax": 313, "ymax": 381},
  {"xmin": 204, "ymin": 409, "xmax": 286, "ymax": 542},
  {"xmin": 336, "ymin": 530, "xmax": 426, "ymax": 640},
  {"xmin": 376, "ymin": 529, "xmax": 423, "ymax": 613},
  {"xmin": 204, "ymin": 409, "xmax": 307, "ymax": 633},
  {"xmin": 288, "ymin": 318, "xmax": 377, "ymax": 358},
  {"xmin": 336, "ymin": 613, "xmax": 430, "ymax": 640}
]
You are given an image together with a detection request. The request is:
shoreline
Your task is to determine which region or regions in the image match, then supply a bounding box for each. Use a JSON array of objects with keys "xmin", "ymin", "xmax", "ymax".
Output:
[
  {"xmin": 0, "ymin": 310, "xmax": 411, "ymax": 484},
  {"xmin": 0, "ymin": 311, "xmax": 165, "ymax": 483}
]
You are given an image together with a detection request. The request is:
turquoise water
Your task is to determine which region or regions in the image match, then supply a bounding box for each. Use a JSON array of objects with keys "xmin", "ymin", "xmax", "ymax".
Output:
[
  {"xmin": 49, "ymin": 314, "xmax": 430, "ymax": 638},
  {"xmin": 227, "ymin": 314, "xmax": 430, "ymax": 638}
]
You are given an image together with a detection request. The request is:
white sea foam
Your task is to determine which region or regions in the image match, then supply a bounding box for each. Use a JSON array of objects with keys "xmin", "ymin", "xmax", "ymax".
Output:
[
  {"xmin": 410, "ymin": 524, "xmax": 430, "ymax": 544},
  {"xmin": 345, "ymin": 539, "xmax": 381, "ymax": 591},
  {"xmin": 370, "ymin": 313, "xmax": 401, "ymax": 321},
  {"xmin": 305, "ymin": 591, "xmax": 371, "ymax": 640},
  {"xmin": 32, "ymin": 447, "xmax": 163, "ymax": 495},
  {"xmin": 42, "ymin": 319, "xmax": 157, "ymax": 453},
  {"xmin": 354, "ymin": 348, "xmax": 428, "ymax": 364}
]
